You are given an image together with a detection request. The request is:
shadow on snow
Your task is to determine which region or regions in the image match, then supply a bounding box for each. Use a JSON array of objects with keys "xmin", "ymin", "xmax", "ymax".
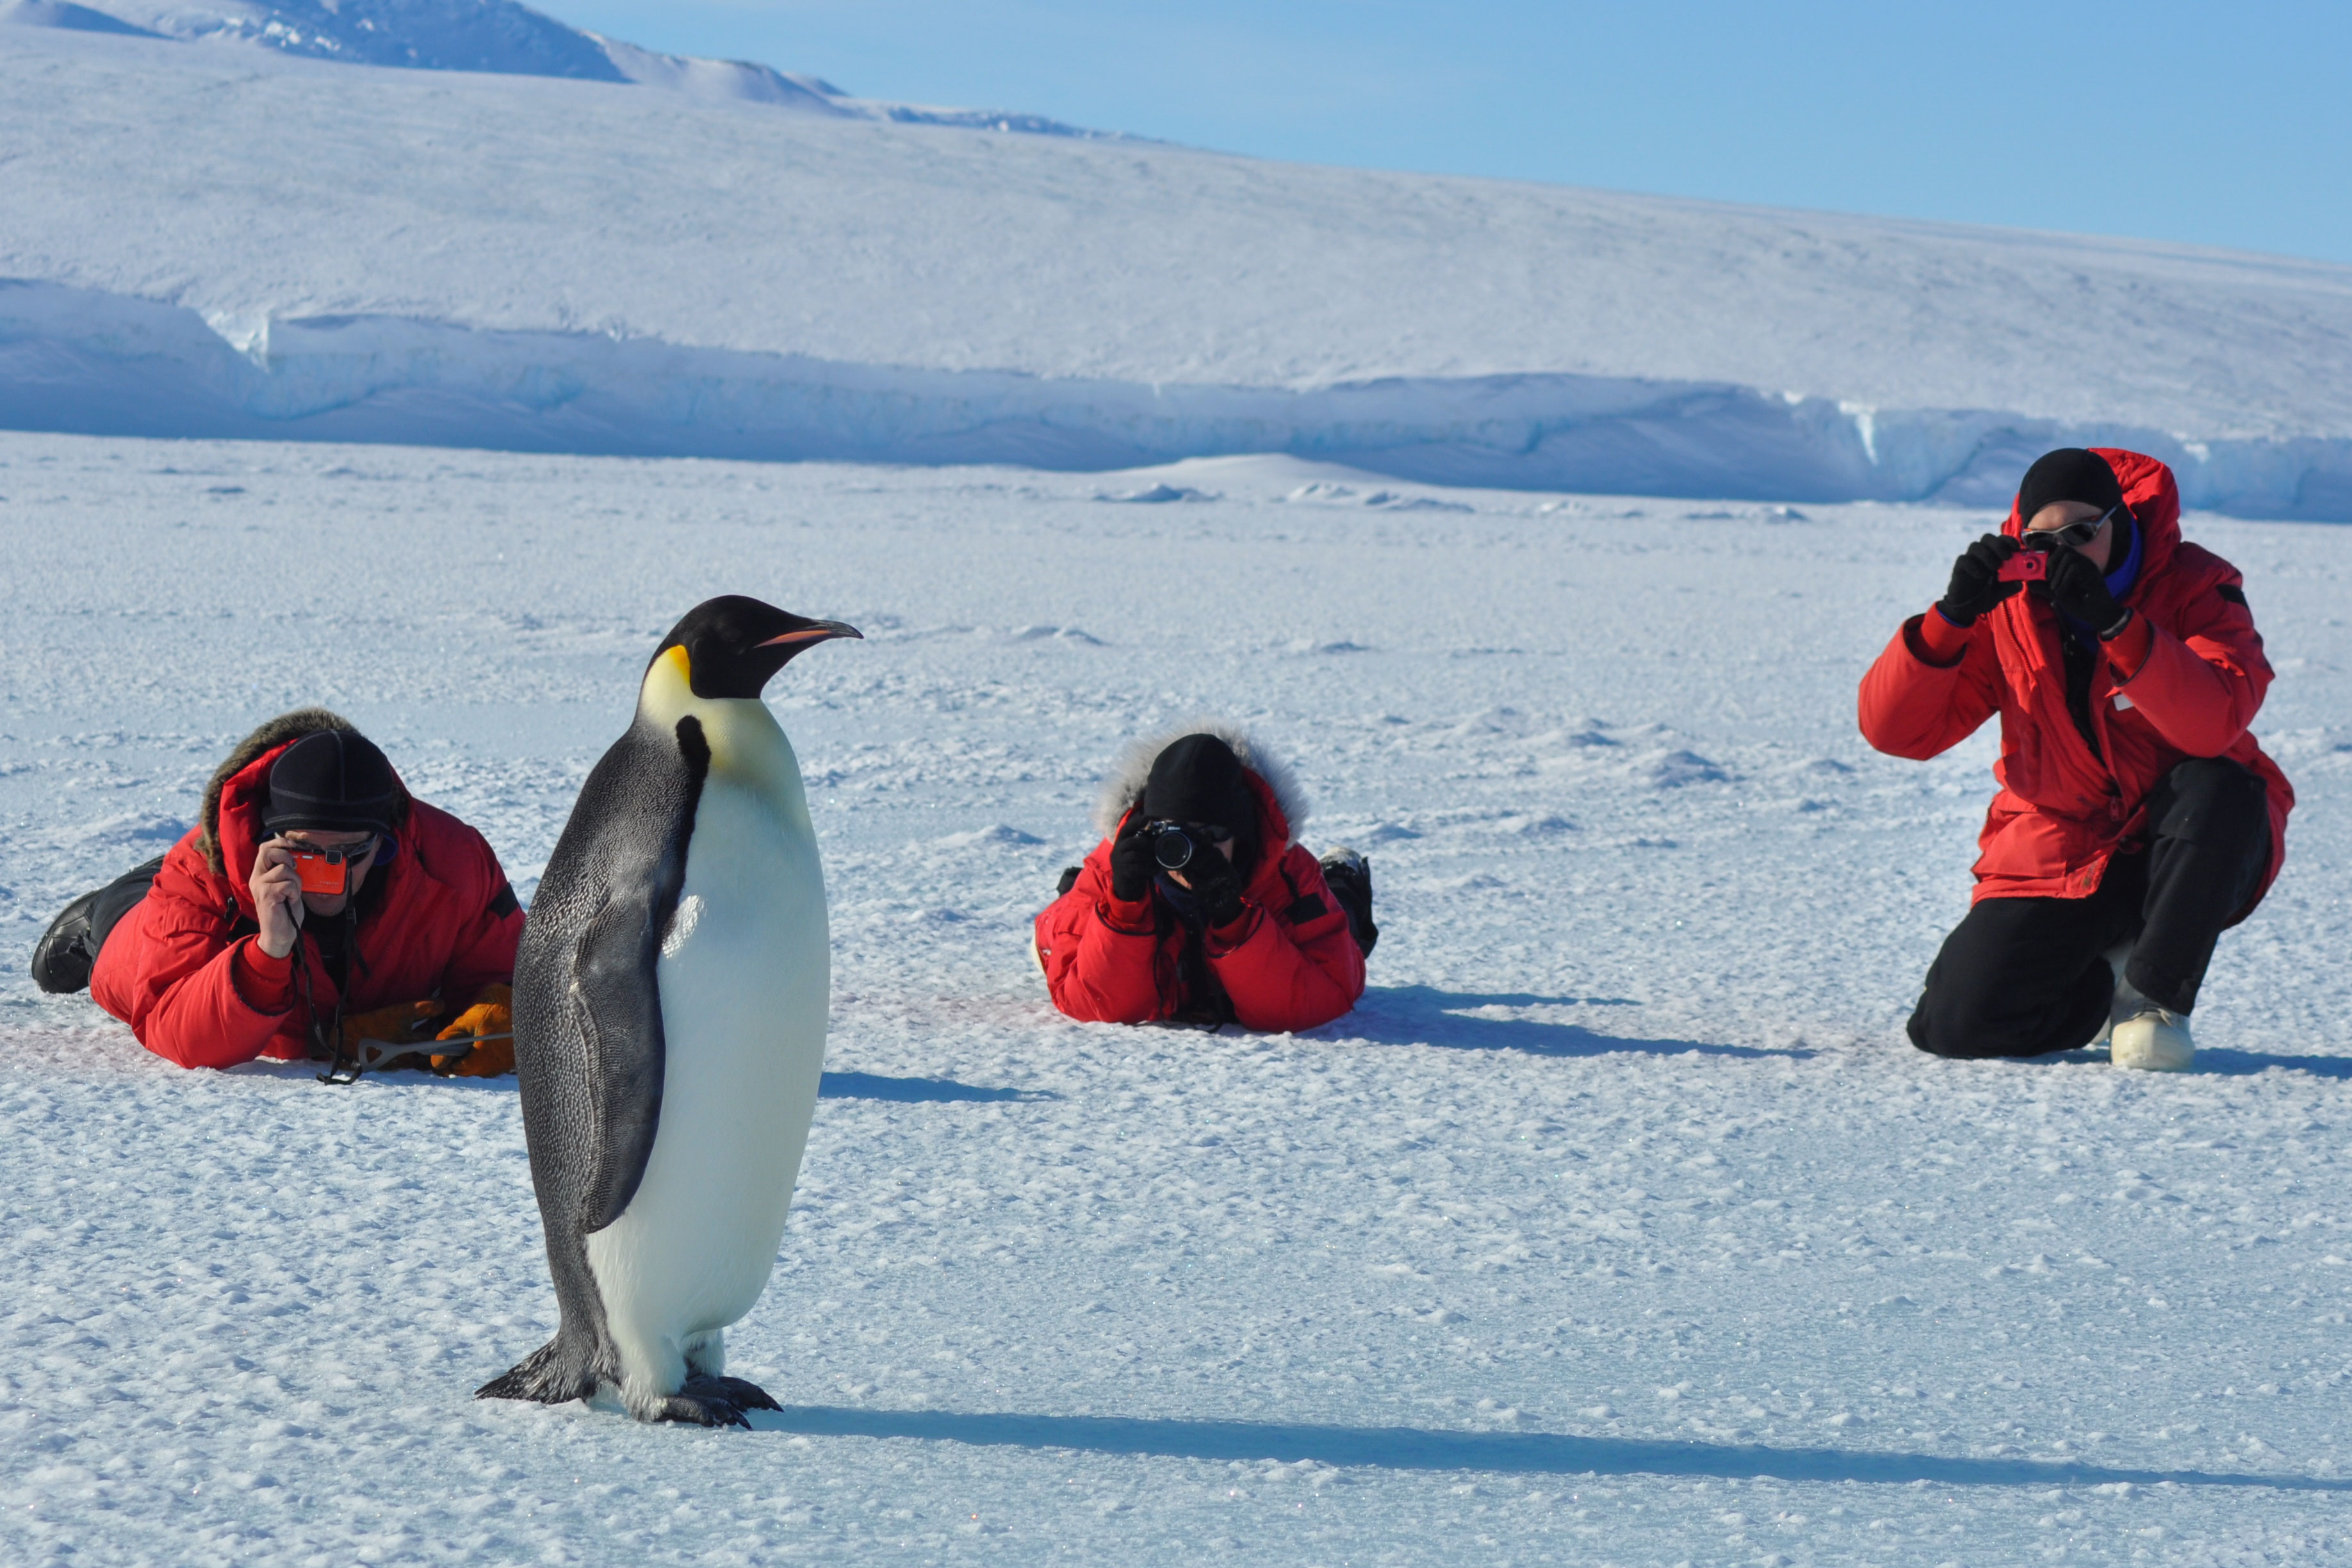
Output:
[
  {"xmin": 819, "ymin": 1071, "xmax": 1056, "ymax": 1103},
  {"xmin": 750, "ymin": 1404, "xmax": 2348, "ymax": 1493},
  {"xmin": 2027, "ymin": 1047, "xmax": 2352, "ymax": 1079},
  {"xmin": 1332, "ymin": 984, "xmax": 1811, "ymax": 1061}
]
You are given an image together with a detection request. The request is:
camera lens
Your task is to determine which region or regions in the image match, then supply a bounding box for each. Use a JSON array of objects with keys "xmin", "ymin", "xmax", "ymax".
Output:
[{"xmin": 1152, "ymin": 824, "xmax": 1195, "ymax": 870}]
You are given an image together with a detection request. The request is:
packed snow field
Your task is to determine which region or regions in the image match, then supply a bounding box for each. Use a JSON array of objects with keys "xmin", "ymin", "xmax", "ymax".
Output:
[
  {"xmin": 3, "ymin": 430, "xmax": 2350, "ymax": 1565},
  {"xmin": 7, "ymin": 26, "xmax": 2352, "ymax": 514}
]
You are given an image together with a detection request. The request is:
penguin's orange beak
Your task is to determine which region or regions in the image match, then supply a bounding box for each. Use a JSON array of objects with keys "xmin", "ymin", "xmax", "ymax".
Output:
[{"xmin": 758, "ymin": 620, "xmax": 863, "ymax": 648}]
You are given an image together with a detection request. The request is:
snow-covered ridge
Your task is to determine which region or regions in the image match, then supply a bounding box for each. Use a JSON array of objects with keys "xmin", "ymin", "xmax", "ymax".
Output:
[
  {"xmin": 4, "ymin": 28, "xmax": 2351, "ymax": 515},
  {"xmin": 6, "ymin": 281, "xmax": 2347, "ymax": 514},
  {"xmin": 1, "ymin": 0, "xmax": 1120, "ymax": 133}
]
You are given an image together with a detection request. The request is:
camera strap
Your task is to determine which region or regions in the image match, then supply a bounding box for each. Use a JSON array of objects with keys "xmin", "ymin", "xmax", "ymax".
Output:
[{"xmin": 306, "ymin": 907, "xmax": 363, "ymax": 1084}]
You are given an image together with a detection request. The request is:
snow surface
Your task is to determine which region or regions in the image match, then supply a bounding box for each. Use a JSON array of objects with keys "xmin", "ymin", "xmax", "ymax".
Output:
[
  {"xmin": 4, "ymin": 26, "xmax": 2352, "ymax": 514},
  {"xmin": 4, "ymin": 430, "xmax": 2350, "ymax": 1564}
]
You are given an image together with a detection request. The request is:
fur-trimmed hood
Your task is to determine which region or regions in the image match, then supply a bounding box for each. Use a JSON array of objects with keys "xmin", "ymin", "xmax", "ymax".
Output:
[
  {"xmin": 195, "ymin": 708, "xmax": 413, "ymax": 874},
  {"xmin": 1091, "ymin": 719, "xmax": 1309, "ymax": 846}
]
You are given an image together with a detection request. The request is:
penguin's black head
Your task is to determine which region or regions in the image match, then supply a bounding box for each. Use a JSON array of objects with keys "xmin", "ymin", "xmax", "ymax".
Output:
[{"xmin": 652, "ymin": 596, "xmax": 863, "ymax": 699}]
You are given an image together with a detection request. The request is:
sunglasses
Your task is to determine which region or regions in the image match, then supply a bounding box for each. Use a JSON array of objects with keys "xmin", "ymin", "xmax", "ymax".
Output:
[
  {"xmin": 283, "ymin": 833, "xmax": 378, "ymax": 863},
  {"xmin": 2023, "ymin": 504, "xmax": 2123, "ymax": 551}
]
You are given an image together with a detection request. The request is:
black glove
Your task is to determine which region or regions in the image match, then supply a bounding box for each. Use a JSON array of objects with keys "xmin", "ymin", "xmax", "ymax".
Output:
[
  {"xmin": 1107, "ymin": 812, "xmax": 1156, "ymax": 902},
  {"xmin": 2043, "ymin": 546, "xmax": 2132, "ymax": 639},
  {"xmin": 1936, "ymin": 534, "xmax": 2023, "ymax": 627},
  {"xmin": 1187, "ymin": 850, "xmax": 1246, "ymax": 928}
]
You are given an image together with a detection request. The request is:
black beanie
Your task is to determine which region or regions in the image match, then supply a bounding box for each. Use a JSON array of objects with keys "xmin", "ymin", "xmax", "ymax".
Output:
[
  {"xmin": 1143, "ymin": 733, "xmax": 1257, "ymax": 835},
  {"xmin": 2017, "ymin": 448, "xmax": 2125, "ymax": 526},
  {"xmin": 265, "ymin": 731, "xmax": 402, "ymax": 835}
]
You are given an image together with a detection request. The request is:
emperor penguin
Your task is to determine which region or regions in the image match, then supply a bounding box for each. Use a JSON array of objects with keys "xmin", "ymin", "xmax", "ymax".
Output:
[{"xmin": 480, "ymin": 595, "xmax": 860, "ymax": 1426}]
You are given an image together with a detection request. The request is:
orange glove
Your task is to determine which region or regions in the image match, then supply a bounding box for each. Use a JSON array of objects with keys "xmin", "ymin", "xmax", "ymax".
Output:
[
  {"xmin": 433, "ymin": 983, "xmax": 514, "ymax": 1077},
  {"xmin": 339, "ymin": 999, "xmax": 447, "ymax": 1068}
]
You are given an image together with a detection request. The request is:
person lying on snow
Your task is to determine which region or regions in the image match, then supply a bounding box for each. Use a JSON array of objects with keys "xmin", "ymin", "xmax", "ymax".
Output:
[
  {"xmin": 31, "ymin": 710, "xmax": 525, "ymax": 1077},
  {"xmin": 1860, "ymin": 448, "xmax": 2293, "ymax": 1072},
  {"xmin": 1035, "ymin": 726, "xmax": 1374, "ymax": 1031}
]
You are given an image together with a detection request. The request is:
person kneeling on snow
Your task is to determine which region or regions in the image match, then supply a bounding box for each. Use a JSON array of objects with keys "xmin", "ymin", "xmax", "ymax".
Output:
[
  {"xmin": 32, "ymin": 710, "xmax": 525, "ymax": 1078},
  {"xmin": 1859, "ymin": 448, "xmax": 2292, "ymax": 1070},
  {"xmin": 1035, "ymin": 726, "xmax": 1373, "ymax": 1031}
]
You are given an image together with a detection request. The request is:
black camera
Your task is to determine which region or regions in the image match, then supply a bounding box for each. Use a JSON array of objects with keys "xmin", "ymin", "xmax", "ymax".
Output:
[{"xmin": 1148, "ymin": 821, "xmax": 1203, "ymax": 870}]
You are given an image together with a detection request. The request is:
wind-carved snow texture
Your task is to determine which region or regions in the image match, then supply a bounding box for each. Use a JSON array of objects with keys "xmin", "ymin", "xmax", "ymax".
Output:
[
  {"xmin": 3, "ymin": 436, "xmax": 2351, "ymax": 1564},
  {"xmin": 5, "ymin": 27, "xmax": 2352, "ymax": 516}
]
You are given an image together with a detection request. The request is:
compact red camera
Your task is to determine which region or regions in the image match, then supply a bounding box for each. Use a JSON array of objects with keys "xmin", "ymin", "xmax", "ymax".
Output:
[
  {"xmin": 1997, "ymin": 548, "xmax": 2050, "ymax": 583},
  {"xmin": 290, "ymin": 842, "xmax": 368, "ymax": 896}
]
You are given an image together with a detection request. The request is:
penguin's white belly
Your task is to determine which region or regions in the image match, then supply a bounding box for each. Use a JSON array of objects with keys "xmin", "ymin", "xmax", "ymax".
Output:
[{"xmin": 584, "ymin": 773, "xmax": 828, "ymax": 1398}]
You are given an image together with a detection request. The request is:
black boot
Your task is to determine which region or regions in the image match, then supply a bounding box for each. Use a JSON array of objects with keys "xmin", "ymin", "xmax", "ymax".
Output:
[
  {"xmin": 1318, "ymin": 847, "xmax": 1378, "ymax": 958},
  {"xmin": 29, "ymin": 855, "xmax": 167, "ymax": 995}
]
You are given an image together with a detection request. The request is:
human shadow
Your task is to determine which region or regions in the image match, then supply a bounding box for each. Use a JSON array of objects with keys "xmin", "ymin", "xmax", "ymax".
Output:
[
  {"xmin": 2032, "ymin": 1047, "xmax": 2352, "ymax": 1081},
  {"xmin": 1329, "ymin": 984, "xmax": 1811, "ymax": 1062},
  {"xmin": 750, "ymin": 1405, "xmax": 2345, "ymax": 1492},
  {"xmin": 819, "ymin": 1071, "xmax": 1056, "ymax": 1104}
]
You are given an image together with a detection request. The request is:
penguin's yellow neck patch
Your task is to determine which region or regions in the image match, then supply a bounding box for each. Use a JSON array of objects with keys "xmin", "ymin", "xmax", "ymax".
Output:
[{"xmin": 637, "ymin": 641, "xmax": 792, "ymax": 788}]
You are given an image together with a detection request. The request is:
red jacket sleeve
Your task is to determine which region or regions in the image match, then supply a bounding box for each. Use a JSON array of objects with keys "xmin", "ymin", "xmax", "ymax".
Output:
[
  {"xmin": 1034, "ymin": 842, "xmax": 1169, "ymax": 1024},
  {"xmin": 1858, "ymin": 611, "xmax": 2004, "ymax": 760},
  {"xmin": 89, "ymin": 881, "xmax": 298, "ymax": 1070},
  {"xmin": 1203, "ymin": 846, "xmax": 1365, "ymax": 1032},
  {"xmin": 2109, "ymin": 580, "xmax": 2273, "ymax": 758}
]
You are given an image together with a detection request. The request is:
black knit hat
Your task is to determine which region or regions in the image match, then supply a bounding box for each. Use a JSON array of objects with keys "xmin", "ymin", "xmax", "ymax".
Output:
[
  {"xmin": 1143, "ymin": 733, "xmax": 1256, "ymax": 835},
  {"xmin": 2017, "ymin": 448, "xmax": 2125, "ymax": 526},
  {"xmin": 264, "ymin": 730, "xmax": 401, "ymax": 835}
]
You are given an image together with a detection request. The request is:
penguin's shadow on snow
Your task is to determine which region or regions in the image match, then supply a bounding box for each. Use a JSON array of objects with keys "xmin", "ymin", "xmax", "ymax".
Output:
[
  {"xmin": 819, "ymin": 1071, "xmax": 1056, "ymax": 1104},
  {"xmin": 1332, "ymin": 984, "xmax": 1810, "ymax": 1061},
  {"xmin": 744, "ymin": 1404, "xmax": 2346, "ymax": 1494},
  {"xmin": 224, "ymin": 1066, "xmax": 1053, "ymax": 1100}
]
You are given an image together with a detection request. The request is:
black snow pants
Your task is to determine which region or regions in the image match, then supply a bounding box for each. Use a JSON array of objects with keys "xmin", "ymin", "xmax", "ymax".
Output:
[{"xmin": 1907, "ymin": 758, "xmax": 2272, "ymax": 1060}]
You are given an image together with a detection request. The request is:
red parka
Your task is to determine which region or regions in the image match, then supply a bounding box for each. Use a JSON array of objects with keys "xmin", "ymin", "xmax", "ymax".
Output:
[
  {"xmin": 92, "ymin": 715, "xmax": 525, "ymax": 1070},
  {"xmin": 1859, "ymin": 448, "xmax": 2292, "ymax": 914},
  {"xmin": 1035, "ymin": 732, "xmax": 1365, "ymax": 1032}
]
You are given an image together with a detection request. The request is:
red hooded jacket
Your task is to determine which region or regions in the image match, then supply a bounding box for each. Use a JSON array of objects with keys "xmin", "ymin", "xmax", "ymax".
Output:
[
  {"xmin": 1859, "ymin": 448, "xmax": 2292, "ymax": 913},
  {"xmin": 91, "ymin": 715, "xmax": 525, "ymax": 1070},
  {"xmin": 1035, "ymin": 730, "xmax": 1365, "ymax": 1031}
]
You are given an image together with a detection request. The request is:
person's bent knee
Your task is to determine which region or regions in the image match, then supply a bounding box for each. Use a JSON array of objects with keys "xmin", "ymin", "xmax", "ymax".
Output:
[
  {"xmin": 1909, "ymin": 988, "xmax": 2091, "ymax": 1060},
  {"xmin": 1909, "ymin": 1008, "xmax": 2029, "ymax": 1059},
  {"xmin": 2160, "ymin": 757, "xmax": 2267, "ymax": 827}
]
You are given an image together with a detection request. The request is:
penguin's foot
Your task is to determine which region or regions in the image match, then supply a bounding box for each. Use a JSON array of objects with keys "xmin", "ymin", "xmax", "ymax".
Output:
[
  {"xmin": 652, "ymin": 1375, "xmax": 781, "ymax": 1427},
  {"xmin": 690, "ymin": 1375, "xmax": 781, "ymax": 1413},
  {"xmin": 652, "ymin": 1389, "xmax": 751, "ymax": 1427}
]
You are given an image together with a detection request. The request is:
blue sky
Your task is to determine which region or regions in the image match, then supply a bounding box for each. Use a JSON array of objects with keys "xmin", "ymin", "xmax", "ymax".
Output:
[{"xmin": 539, "ymin": 1, "xmax": 2352, "ymax": 266}]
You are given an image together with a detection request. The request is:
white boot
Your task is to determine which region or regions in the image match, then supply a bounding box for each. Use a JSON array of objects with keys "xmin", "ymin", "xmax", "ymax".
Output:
[
  {"xmin": 2111, "ymin": 1001, "xmax": 2195, "ymax": 1072},
  {"xmin": 2089, "ymin": 943, "xmax": 2134, "ymax": 1049}
]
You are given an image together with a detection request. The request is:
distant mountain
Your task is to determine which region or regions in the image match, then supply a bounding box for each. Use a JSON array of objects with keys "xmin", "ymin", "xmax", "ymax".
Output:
[
  {"xmin": 0, "ymin": 1, "xmax": 159, "ymax": 34},
  {"xmin": 1, "ymin": 0, "xmax": 1119, "ymax": 132}
]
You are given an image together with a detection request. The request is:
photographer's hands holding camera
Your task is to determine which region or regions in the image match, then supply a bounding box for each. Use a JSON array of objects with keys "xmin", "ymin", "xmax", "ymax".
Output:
[
  {"xmin": 1936, "ymin": 530, "xmax": 2132, "ymax": 639},
  {"xmin": 2042, "ymin": 546, "xmax": 2132, "ymax": 638},
  {"xmin": 1179, "ymin": 842, "xmax": 1246, "ymax": 926},
  {"xmin": 1107, "ymin": 810, "xmax": 1245, "ymax": 926},
  {"xmin": 1109, "ymin": 812, "xmax": 1159, "ymax": 903},
  {"xmin": 1937, "ymin": 534, "xmax": 2023, "ymax": 627},
  {"xmin": 247, "ymin": 838, "xmax": 307, "ymax": 960}
]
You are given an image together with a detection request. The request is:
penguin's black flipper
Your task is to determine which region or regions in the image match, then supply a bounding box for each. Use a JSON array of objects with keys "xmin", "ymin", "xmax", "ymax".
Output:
[
  {"xmin": 516, "ymin": 715, "xmax": 709, "ymax": 1238},
  {"xmin": 566, "ymin": 895, "xmax": 672, "ymax": 1230}
]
